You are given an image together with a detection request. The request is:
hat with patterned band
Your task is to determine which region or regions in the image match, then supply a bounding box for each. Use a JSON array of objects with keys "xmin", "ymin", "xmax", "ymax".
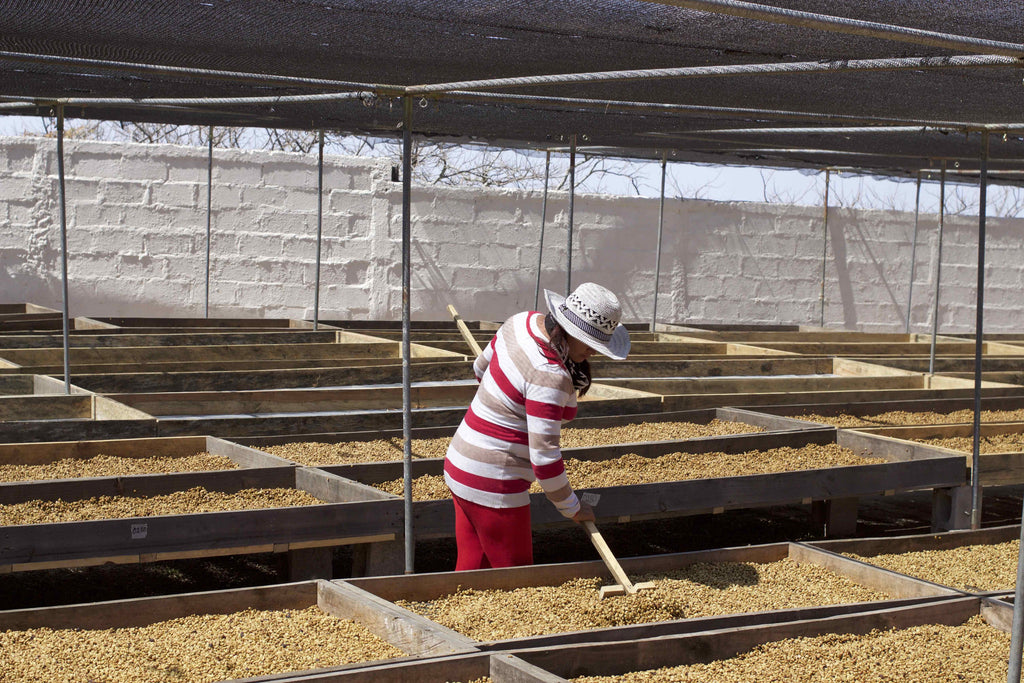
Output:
[{"xmin": 544, "ymin": 282, "xmax": 630, "ymax": 360}]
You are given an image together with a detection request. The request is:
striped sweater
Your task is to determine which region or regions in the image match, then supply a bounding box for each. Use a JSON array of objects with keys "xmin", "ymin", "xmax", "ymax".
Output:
[{"xmin": 444, "ymin": 311, "xmax": 581, "ymax": 518}]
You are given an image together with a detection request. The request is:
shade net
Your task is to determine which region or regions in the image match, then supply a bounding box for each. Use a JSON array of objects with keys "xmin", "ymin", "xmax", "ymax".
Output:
[{"xmin": 1, "ymin": 0, "xmax": 1023, "ymax": 179}]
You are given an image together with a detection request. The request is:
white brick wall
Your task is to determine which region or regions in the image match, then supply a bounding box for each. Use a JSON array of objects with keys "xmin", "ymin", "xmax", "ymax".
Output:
[{"xmin": 1, "ymin": 136, "xmax": 1021, "ymax": 333}]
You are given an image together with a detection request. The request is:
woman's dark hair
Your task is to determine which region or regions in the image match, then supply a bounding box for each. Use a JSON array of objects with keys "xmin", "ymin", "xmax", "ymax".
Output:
[{"xmin": 544, "ymin": 314, "xmax": 592, "ymax": 396}]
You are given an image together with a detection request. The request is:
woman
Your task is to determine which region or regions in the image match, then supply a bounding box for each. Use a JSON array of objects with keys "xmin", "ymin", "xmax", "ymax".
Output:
[{"xmin": 444, "ymin": 282, "xmax": 630, "ymax": 570}]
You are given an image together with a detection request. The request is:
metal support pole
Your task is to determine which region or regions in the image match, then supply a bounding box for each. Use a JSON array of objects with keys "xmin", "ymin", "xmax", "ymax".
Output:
[
  {"xmin": 905, "ymin": 171, "xmax": 922, "ymax": 334},
  {"xmin": 970, "ymin": 133, "xmax": 989, "ymax": 531},
  {"xmin": 651, "ymin": 153, "xmax": 668, "ymax": 332},
  {"xmin": 819, "ymin": 169, "xmax": 830, "ymax": 328},
  {"xmin": 205, "ymin": 125, "xmax": 213, "ymax": 318},
  {"xmin": 1008, "ymin": 511, "xmax": 1024, "ymax": 682},
  {"xmin": 534, "ymin": 150, "xmax": 551, "ymax": 310},
  {"xmin": 566, "ymin": 135, "xmax": 576, "ymax": 294},
  {"xmin": 401, "ymin": 97, "xmax": 415, "ymax": 574},
  {"xmin": 56, "ymin": 106, "xmax": 70, "ymax": 394},
  {"xmin": 314, "ymin": 130, "xmax": 324, "ymax": 330},
  {"xmin": 929, "ymin": 161, "xmax": 947, "ymax": 375}
]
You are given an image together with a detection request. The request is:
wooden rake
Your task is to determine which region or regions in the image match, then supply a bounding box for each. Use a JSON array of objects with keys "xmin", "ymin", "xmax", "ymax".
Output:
[
  {"xmin": 446, "ymin": 304, "xmax": 483, "ymax": 357},
  {"xmin": 583, "ymin": 520, "xmax": 657, "ymax": 599}
]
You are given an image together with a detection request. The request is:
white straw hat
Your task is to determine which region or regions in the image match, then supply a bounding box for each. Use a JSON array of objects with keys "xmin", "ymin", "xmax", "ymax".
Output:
[{"xmin": 544, "ymin": 282, "xmax": 630, "ymax": 360}]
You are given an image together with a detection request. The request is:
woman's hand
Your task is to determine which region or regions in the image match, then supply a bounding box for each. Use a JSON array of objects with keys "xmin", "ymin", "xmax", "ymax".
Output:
[{"xmin": 572, "ymin": 500, "xmax": 595, "ymax": 524}]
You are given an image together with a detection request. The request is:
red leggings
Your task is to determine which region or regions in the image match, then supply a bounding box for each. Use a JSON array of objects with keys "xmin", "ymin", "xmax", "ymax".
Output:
[{"xmin": 452, "ymin": 494, "xmax": 533, "ymax": 570}]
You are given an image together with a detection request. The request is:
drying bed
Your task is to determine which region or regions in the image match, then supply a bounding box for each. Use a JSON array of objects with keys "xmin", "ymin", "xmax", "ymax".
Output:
[
  {"xmin": 807, "ymin": 524, "xmax": 1022, "ymax": 594},
  {"xmin": 564, "ymin": 613, "xmax": 1007, "ymax": 683},
  {"xmin": 0, "ymin": 579, "xmax": 459, "ymax": 683},
  {"xmin": 593, "ymin": 358, "xmax": 1016, "ymax": 411},
  {"xmin": 342, "ymin": 541, "xmax": 960, "ymax": 653},
  {"xmin": 0, "ymin": 337, "xmax": 459, "ymax": 376},
  {"xmin": 733, "ymin": 395, "xmax": 1024, "ymax": 430},
  {"xmin": 372, "ymin": 442, "xmax": 885, "ymax": 501},
  {"xmin": 0, "ymin": 435, "xmax": 290, "ymax": 482},
  {"xmin": 254, "ymin": 415, "xmax": 767, "ymax": 467},
  {"xmin": 0, "ymin": 466, "xmax": 398, "ymax": 575},
  {"xmin": 838, "ymin": 423, "xmax": 1024, "ymax": 488}
]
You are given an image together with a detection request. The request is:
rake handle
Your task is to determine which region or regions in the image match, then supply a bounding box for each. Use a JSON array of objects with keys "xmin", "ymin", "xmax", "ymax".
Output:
[
  {"xmin": 583, "ymin": 520, "xmax": 637, "ymax": 593},
  {"xmin": 446, "ymin": 304, "xmax": 483, "ymax": 356}
]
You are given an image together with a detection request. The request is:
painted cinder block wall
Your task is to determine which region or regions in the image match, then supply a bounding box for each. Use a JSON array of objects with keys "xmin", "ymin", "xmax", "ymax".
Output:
[{"xmin": 0, "ymin": 136, "xmax": 1019, "ymax": 333}]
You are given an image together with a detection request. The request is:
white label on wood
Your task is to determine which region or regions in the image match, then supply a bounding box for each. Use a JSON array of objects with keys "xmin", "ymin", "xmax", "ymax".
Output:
[
  {"xmin": 581, "ymin": 492, "xmax": 601, "ymax": 506},
  {"xmin": 131, "ymin": 523, "xmax": 148, "ymax": 539}
]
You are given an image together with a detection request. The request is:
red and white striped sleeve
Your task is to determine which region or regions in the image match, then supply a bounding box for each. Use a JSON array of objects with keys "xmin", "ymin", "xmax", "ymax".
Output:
[
  {"xmin": 524, "ymin": 364, "xmax": 580, "ymax": 518},
  {"xmin": 473, "ymin": 334, "xmax": 496, "ymax": 382}
]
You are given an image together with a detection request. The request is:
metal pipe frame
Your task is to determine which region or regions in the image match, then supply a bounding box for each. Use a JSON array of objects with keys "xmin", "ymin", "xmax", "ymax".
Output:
[
  {"xmin": 928, "ymin": 161, "xmax": 947, "ymax": 375},
  {"xmin": 641, "ymin": 0, "xmax": 1024, "ymax": 57},
  {"xmin": 407, "ymin": 54, "xmax": 1022, "ymax": 97},
  {"xmin": 0, "ymin": 50, "xmax": 394, "ymax": 92},
  {"xmin": 1010, "ymin": 513, "xmax": 1024, "ymax": 682},
  {"xmin": 400, "ymin": 96, "xmax": 415, "ymax": 574},
  {"xmin": 56, "ymin": 106, "xmax": 70, "ymax": 394},
  {"xmin": 534, "ymin": 150, "xmax": 551, "ymax": 310},
  {"xmin": 314, "ymin": 129, "xmax": 325, "ymax": 331},
  {"xmin": 205, "ymin": 125, "xmax": 213, "ymax": 319},
  {"xmin": 444, "ymin": 89, "xmax": 973, "ymax": 129},
  {"xmin": 566, "ymin": 134, "xmax": 576, "ymax": 294},
  {"xmin": 651, "ymin": 153, "xmax": 668, "ymax": 332},
  {"xmin": 905, "ymin": 170, "xmax": 922, "ymax": 334},
  {"xmin": 970, "ymin": 133, "xmax": 989, "ymax": 530}
]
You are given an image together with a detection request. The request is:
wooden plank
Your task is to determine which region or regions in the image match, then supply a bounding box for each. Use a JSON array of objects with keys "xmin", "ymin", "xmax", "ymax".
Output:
[
  {"xmin": 69, "ymin": 360, "xmax": 472, "ymax": 393},
  {"xmin": 296, "ymin": 467, "xmax": 394, "ymax": 503},
  {"xmin": 207, "ymin": 436, "xmax": 297, "ymax": 468},
  {"xmin": 835, "ymin": 429, "xmax": 962, "ymax": 462},
  {"xmin": 0, "ymin": 581, "xmax": 318, "ymax": 630},
  {"xmin": 0, "ymin": 394, "xmax": 93, "ymax": 420},
  {"xmin": 11, "ymin": 330, "xmax": 340, "ymax": 347},
  {"xmin": 0, "ymin": 499, "xmax": 404, "ymax": 567},
  {"xmin": 226, "ymin": 652, "xmax": 497, "ymax": 683},
  {"xmin": 599, "ymin": 374, "xmax": 927, "ymax": 396},
  {"xmin": 664, "ymin": 385, "xmax": 1024, "ymax": 412},
  {"xmin": 317, "ymin": 580, "xmax": 478, "ymax": 656},
  {"xmin": 0, "ymin": 435, "xmax": 207, "ymax": 464},
  {"xmin": 730, "ymin": 394, "xmax": 1024, "ymax": 421},
  {"xmin": 0, "ymin": 375, "xmax": 34, "ymax": 395},
  {"xmin": 788, "ymin": 543, "xmax": 960, "ymax": 599},
  {"xmin": 488, "ymin": 654, "xmax": 570, "ymax": 683},
  {"xmin": 716, "ymin": 407, "xmax": 831, "ymax": 432},
  {"xmin": 152, "ymin": 409, "xmax": 468, "ymax": 438},
  {"xmin": 981, "ymin": 596, "xmax": 1014, "ymax": 633},
  {"xmin": 108, "ymin": 385, "xmax": 481, "ymax": 416},
  {"xmin": 0, "ymin": 418, "xmax": 160, "ymax": 443}
]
